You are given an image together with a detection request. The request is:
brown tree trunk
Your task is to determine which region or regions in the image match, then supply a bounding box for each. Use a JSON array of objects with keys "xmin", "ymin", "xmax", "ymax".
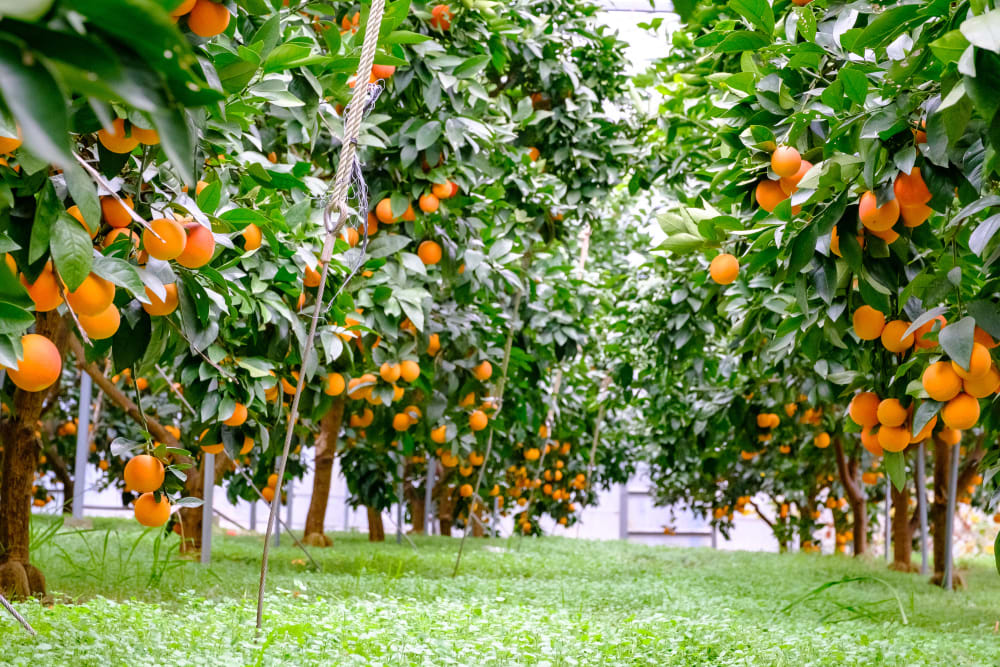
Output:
[
  {"xmin": 43, "ymin": 443, "xmax": 74, "ymax": 515},
  {"xmin": 0, "ymin": 311, "xmax": 63, "ymax": 598},
  {"xmin": 471, "ymin": 502, "xmax": 485, "ymax": 538},
  {"xmin": 833, "ymin": 435, "xmax": 867, "ymax": 556},
  {"xmin": 932, "ymin": 435, "xmax": 950, "ymax": 585},
  {"xmin": 890, "ymin": 482, "xmax": 914, "ymax": 571},
  {"xmin": 403, "ymin": 460, "xmax": 426, "ymax": 534},
  {"xmin": 302, "ymin": 399, "xmax": 344, "ymax": 547},
  {"xmin": 366, "ymin": 505, "xmax": 384, "ymax": 542}
]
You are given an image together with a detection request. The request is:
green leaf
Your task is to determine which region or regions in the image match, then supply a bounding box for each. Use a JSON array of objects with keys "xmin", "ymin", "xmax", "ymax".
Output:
[
  {"xmin": 112, "ymin": 301, "xmax": 151, "ymax": 368},
  {"xmin": 64, "ymin": 163, "xmax": 101, "ymax": 236},
  {"xmin": 968, "ymin": 300, "xmax": 1000, "ymax": 339},
  {"xmin": 930, "ymin": 30, "xmax": 971, "ymax": 64},
  {"xmin": 0, "ymin": 41, "xmax": 73, "ymax": 168},
  {"xmin": 787, "ymin": 224, "xmax": 818, "ymax": 275},
  {"xmin": 838, "ymin": 68, "xmax": 868, "ymax": 107},
  {"xmin": 50, "ymin": 213, "xmax": 93, "ymax": 291},
  {"xmin": 152, "ymin": 105, "xmax": 196, "ymax": 189},
  {"xmin": 92, "ymin": 254, "xmax": 147, "ymax": 299},
  {"xmin": 386, "ymin": 30, "xmax": 432, "ymax": 45},
  {"xmin": 415, "ymin": 121, "xmax": 442, "ymax": 151},
  {"xmin": 939, "ymin": 316, "xmax": 975, "ymax": 371},
  {"xmin": 0, "ymin": 303, "xmax": 34, "ymax": 334},
  {"xmin": 715, "ymin": 31, "xmax": 770, "ymax": 53},
  {"xmin": 912, "ymin": 400, "xmax": 943, "ymax": 437},
  {"xmin": 30, "ymin": 181, "xmax": 60, "ymax": 263},
  {"xmin": 851, "ymin": 5, "xmax": 922, "ymax": 52},
  {"xmin": 197, "ymin": 179, "xmax": 222, "ymax": 213},
  {"xmin": 961, "ymin": 9, "xmax": 1000, "ymax": 54},
  {"xmin": 730, "ymin": 0, "xmax": 775, "ymax": 36},
  {"xmin": 882, "ymin": 451, "xmax": 906, "ymax": 492},
  {"xmin": 454, "ymin": 55, "xmax": 491, "ymax": 79}
]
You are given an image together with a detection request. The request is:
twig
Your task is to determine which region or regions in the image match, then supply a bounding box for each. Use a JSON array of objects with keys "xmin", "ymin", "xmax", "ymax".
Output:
[
  {"xmin": 55, "ymin": 280, "xmax": 91, "ymax": 346},
  {"xmin": 156, "ymin": 363, "xmax": 195, "ymax": 414}
]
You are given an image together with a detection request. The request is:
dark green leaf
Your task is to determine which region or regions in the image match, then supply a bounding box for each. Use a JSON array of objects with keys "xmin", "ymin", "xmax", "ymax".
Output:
[
  {"xmin": 939, "ymin": 316, "xmax": 975, "ymax": 371},
  {"xmin": 50, "ymin": 213, "xmax": 93, "ymax": 291}
]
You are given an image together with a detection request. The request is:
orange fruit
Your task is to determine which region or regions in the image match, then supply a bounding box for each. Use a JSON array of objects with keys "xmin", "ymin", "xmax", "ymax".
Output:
[
  {"xmin": 187, "ymin": 0, "xmax": 231, "ymax": 37},
  {"xmin": 21, "ymin": 264, "xmax": 63, "ymax": 312},
  {"xmin": 418, "ymin": 193, "xmax": 439, "ymax": 213},
  {"xmin": 370, "ymin": 64, "xmax": 396, "ymax": 80},
  {"xmin": 431, "ymin": 425, "xmax": 447, "ymax": 444},
  {"xmin": 858, "ymin": 191, "xmax": 899, "ymax": 232},
  {"xmin": 951, "ymin": 342, "xmax": 992, "ymax": 379},
  {"xmin": 860, "ymin": 427, "xmax": 883, "ymax": 457},
  {"xmin": 418, "ymin": 240, "xmax": 442, "ymax": 265},
  {"xmin": 142, "ymin": 218, "xmax": 186, "ymax": 261},
  {"xmin": 830, "ymin": 226, "xmax": 865, "ymax": 257},
  {"xmin": 469, "ymin": 410, "xmax": 488, "ymax": 431},
  {"xmin": 848, "ymin": 391, "xmax": 880, "ymax": 428},
  {"xmin": 101, "ymin": 195, "xmax": 134, "ymax": 228},
  {"xmin": 459, "ymin": 484, "xmax": 473, "ymax": 498},
  {"xmin": 67, "ymin": 205, "xmax": 98, "ymax": 238},
  {"xmin": 134, "ymin": 492, "xmax": 171, "ymax": 526},
  {"xmin": 400, "ymin": 359, "xmax": 420, "ymax": 383},
  {"xmin": 770, "ymin": 146, "xmax": 801, "ymax": 178},
  {"xmin": 880, "ymin": 320, "xmax": 914, "ymax": 353},
  {"xmin": 814, "ymin": 432, "xmax": 830, "ymax": 448},
  {"xmin": 852, "ymin": 305, "xmax": 885, "ymax": 340},
  {"xmin": 172, "ymin": 0, "xmax": 197, "ymax": 15},
  {"xmin": 131, "ymin": 126, "xmax": 159, "ymax": 145},
  {"xmin": 142, "ymin": 283, "xmax": 179, "ymax": 316},
  {"xmin": 7, "ymin": 334, "xmax": 62, "ymax": 392},
  {"xmin": 242, "ymin": 223, "xmax": 262, "ymax": 251},
  {"xmin": 430, "ymin": 3, "xmax": 453, "ymax": 29},
  {"xmin": 779, "ymin": 160, "xmax": 812, "ymax": 195},
  {"xmin": 914, "ymin": 315, "xmax": 946, "ymax": 349},
  {"xmin": 941, "ymin": 393, "xmax": 979, "ymax": 430},
  {"xmin": 910, "ymin": 415, "xmax": 937, "ymax": 443},
  {"xmin": 97, "ymin": 118, "xmax": 139, "ymax": 154},
  {"xmin": 380, "ymin": 362, "xmax": 401, "ymax": 383},
  {"xmin": 224, "ymin": 402, "xmax": 247, "ymax": 426},
  {"xmin": 0, "ymin": 128, "xmax": 22, "ymax": 154},
  {"xmin": 432, "ymin": 182, "xmax": 452, "ymax": 199},
  {"xmin": 939, "ymin": 427, "xmax": 961, "ymax": 446},
  {"xmin": 67, "ymin": 274, "xmax": 115, "ymax": 316},
  {"xmin": 974, "ymin": 326, "xmax": 998, "ymax": 349},
  {"xmin": 78, "ymin": 304, "xmax": 121, "ymax": 340},
  {"xmin": 392, "ymin": 413, "xmax": 411, "ymax": 431},
  {"xmin": 304, "ymin": 263, "xmax": 322, "ymax": 287},
  {"xmin": 900, "ymin": 203, "xmax": 931, "ymax": 227},
  {"xmin": 400, "ymin": 205, "xmax": 415, "ymax": 223},
  {"xmin": 964, "ymin": 365, "xmax": 1000, "ymax": 398},
  {"xmin": 391, "ymin": 384, "xmax": 404, "ymax": 401},
  {"xmin": 709, "ymin": 253, "xmax": 739, "ymax": 285},
  {"xmin": 426, "ymin": 333, "xmax": 441, "ymax": 356},
  {"xmin": 103, "ymin": 228, "xmax": 139, "ymax": 249},
  {"xmin": 527, "ymin": 147, "xmax": 540, "ymax": 161},
  {"xmin": 176, "ymin": 223, "xmax": 216, "ymax": 268},
  {"xmin": 922, "ymin": 361, "xmax": 962, "ymax": 401},
  {"xmin": 375, "ymin": 198, "xmax": 397, "ymax": 224},
  {"xmin": 755, "ymin": 179, "xmax": 788, "ymax": 213},
  {"xmin": 893, "ymin": 167, "xmax": 931, "ymax": 206},
  {"xmin": 282, "ymin": 371, "xmax": 301, "ymax": 395},
  {"xmin": 870, "ymin": 226, "xmax": 899, "ymax": 244},
  {"xmin": 342, "ymin": 227, "xmax": 360, "ymax": 247},
  {"xmin": 876, "ymin": 398, "xmax": 907, "ymax": 427},
  {"xmin": 324, "ymin": 372, "xmax": 345, "ymax": 396},
  {"xmin": 240, "ymin": 436, "xmax": 254, "ymax": 455},
  {"xmin": 124, "ymin": 455, "xmax": 165, "ymax": 493},
  {"xmin": 473, "ymin": 360, "xmax": 492, "ymax": 382},
  {"xmin": 261, "ymin": 486, "xmax": 275, "ymax": 503}
]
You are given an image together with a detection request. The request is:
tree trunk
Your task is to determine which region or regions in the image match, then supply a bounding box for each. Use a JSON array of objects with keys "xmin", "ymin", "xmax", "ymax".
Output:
[
  {"xmin": 471, "ymin": 502, "xmax": 485, "ymax": 538},
  {"xmin": 0, "ymin": 311, "xmax": 63, "ymax": 598},
  {"xmin": 403, "ymin": 460, "xmax": 426, "ymax": 534},
  {"xmin": 890, "ymin": 481, "xmax": 915, "ymax": 571},
  {"xmin": 302, "ymin": 399, "xmax": 344, "ymax": 547},
  {"xmin": 833, "ymin": 435, "xmax": 867, "ymax": 556},
  {"xmin": 43, "ymin": 443, "xmax": 73, "ymax": 515},
  {"xmin": 366, "ymin": 505, "xmax": 384, "ymax": 542},
  {"xmin": 932, "ymin": 435, "xmax": 950, "ymax": 585}
]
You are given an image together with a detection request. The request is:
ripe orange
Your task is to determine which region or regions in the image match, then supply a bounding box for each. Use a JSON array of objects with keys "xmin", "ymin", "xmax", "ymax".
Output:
[
  {"xmin": 342, "ymin": 227, "xmax": 360, "ymax": 247},
  {"xmin": 304, "ymin": 263, "xmax": 322, "ymax": 287},
  {"xmin": 418, "ymin": 193, "xmax": 439, "ymax": 213},
  {"xmin": 527, "ymin": 147, "xmax": 540, "ymax": 161},
  {"xmin": 98, "ymin": 118, "xmax": 139, "ymax": 154},
  {"xmin": 134, "ymin": 492, "xmax": 171, "ymax": 527},
  {"xmin": 941, "ymin": 393, "xmax": 979, "ymax": 430},
  {"xmin": 830, "ymin": 226, "xmax": 864, "ymax": 257},
  {"xmin": 67, "ymin": 274, "xmax": 115, "ymax": 316},
  {"xmin": 375, "ymin": 198, "xmax": 397, "ymax": 224},
  {"xmin": 124, "ymin": 454, "xmax": 165, "ymax": 493},
  {"xmin": 176, "ymin": 224, "xmax": 216, "ymax": 268},
  {"xmin": 709, "ymin": 253, "xmax": 739, "ymax": 285},
  {"xmin": 951, "ymin": 342, "xmax": 991, "ymax": 379},
  {"xmin": 224, "ymin": 402, "xmax": 247, "ymax": 426},
  {"xmin": 392, "ymin": 384, "xmax": 404, "ymax": 401},
  {"xmin": 459, "ymin": 392, "xmax": 475, "ymax": 407},
  {"xmin": 880, "ymin": 320, "xmax": 914, "ymax": 353},
  {"xmin": 131, "ymin": 126, "xmax": 159, "ymax": 145},
  {"xmin": 431, "ymin": 425, "xmax": 447, "ymax": 443},
  {"xmin": 876, "ymin": 398, "xmax": 907, "ymax": 427},
  {"xmin": 142, "ymin": 218, "xmax": 186, "ymax": 261},
  {"xmin": 914, "ymin": 315, "xmax": 946, "ymax": 349},
  {"xmin": 400, "ymin": 205, "xmax": 415, "ymax": 223},
  {"xmin": 78, "ymin": 304, "xmax": 121, "ymax": 340},
  {"xmin": 378, "ymin": 362, "xmax": 400, "ymax": 383},
  {"xmin": 240, "ymin": 436, "xmax": 254, "ymax": 455},
  {"xmin": 103, "ymin": 228, "xmax": 139, "ymax": 249},
  {"xmin": 431, "ymin": 182, "xmax": 452, "ymax": 199},
  {"xmin": 910, "ymin": 415, "xmax": 937, "ymax": 443},
  {"xmin": 101, "ymin": 195, "xmax": 134, "ymax": 228},
  {"xmin": 755, "ymin": 179, "xmax": 788, "ymax": 212},
  {"xmin": 858, "ymin": 191, "xmax": 899, "ymax": 232},
  {"xmin": 770, "ymin": 146, "xmax": 801, "ymax": 178},
  {"xmin": 171, "ymin": 0, "xmax": 196, "ymax": 15},
  {"xmin": 430, "ymin": 3, "xmax": 453, "ymax": 30},
  {"xmin": 418, "ymin": 240, "xmax": 442, "ymax": 265},
  {"xmin": 0, "ymin": 128, "xmax": 21, "ymax": 154},
  {"xmin": 964, "ymin": 366, "xmax": 1000, "ymax": 398},
  {"xmin": 974, "ymin": 326, "xmax": 998, "ymax": 349},
  {"xmin": 779, "ymin": 160, "xmax": 812, "ymax": 195},
  {"xmin": 426, "ymin": 333, "xmax": 441, "ymax": 356},
  {"xmin": 370, "ymin": 64, "xmax": 396, "ymax": 80},
  {"xmin": 871, "ymin": 226, "xmax": 899, "ymax": 244},
  {"xmin": 393, "ymin": 360, "xmax": 418, "ymax": 384},
  {"xmin": 187, "ymin": 0, "xmax": 231, "ymax": 37},
  {"xmin": 814, "ymin": 432, "xmax": 830, "ymax": 448},
  {"xmin": 860, "ymin": 427, "xmax": 883, "ymax": 456},
  {"xmin": 21, "ymin": 264, "xmax": 63, "ymax": 312},
  {"xmin": 900, "ymin": 203, "xmax": 931, "ymax": 227},
  {"xmin": 473, "ymin": 360, "xmax": 492, "ymax": 382},
  {"xmin": 939, "ymin": 427, "xmax": 961, "ymax": 446},
  {"xmin": 242, "ymin": 223, "xmax": 262, "ymax": 251},
  {"xmin": 469, "ymin": 410, "xmax": 488, "ymax": 431},
  {"xmin": 392, "ymin": 412, "xmax": 411, "ymax": 431},
  {"xmin": 922, "ymin": 361, "xmax": 962, "ymax": 401},
  {"xmin": 459, "ymin": 483, "xmax": 473, "ymax": 498},
  {"xmin": 67, "ymin": 205, "xmax": 98, "ymax": 238},
  {"xmin": 262, "ymin": 486, "xmax": 275, "ymax": 503},
  {"xmin": 7, "ymin": 334, "xmax": 62, "ymax": 392},
  {"xmin": 142, "ymin": 283, "xmax": 179, "ymax": 316},
  {"xmin": 848, "ymin": 391, "xmax": 880, "ymax": 428},
  {"xmin": 852, "ymin": 305, "xmax": 885, "ymax": 341},
  {"xmin": 324, "ymin": 372, "xmax": 345, "ymax": 396},
  {"xmin": 893, "ymin": 167, "xmax": 931, "ymax": 206}
]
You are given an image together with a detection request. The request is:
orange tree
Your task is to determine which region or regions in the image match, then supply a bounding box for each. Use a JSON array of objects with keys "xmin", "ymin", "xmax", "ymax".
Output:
[{"xmin": 646, "ymin": 0, "xmax": 1000, "ymax": 581}]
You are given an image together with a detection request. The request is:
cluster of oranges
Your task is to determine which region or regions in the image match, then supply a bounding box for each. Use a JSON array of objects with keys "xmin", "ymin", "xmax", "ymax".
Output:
[
  {"xmin": 126, "ymin": 454, "xmax": 170, "ymax": 526},
  {"xmin": 429, "ymin": 4, "xmax": 454, "ymax": 30},
  {"xmin": 755, "ymin": 145, "xmax": 810, "ymax": 214},
  {"xmin": 262, "ymin": 473, "xmax": 280, "ymax": 503},
  {"xmin": 169, "ymin": 0, "xmax": 230, "ymax": 38}
]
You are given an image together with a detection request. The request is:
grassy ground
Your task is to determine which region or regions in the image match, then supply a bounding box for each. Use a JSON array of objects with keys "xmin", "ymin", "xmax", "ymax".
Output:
[{"xmin": 0, "ymin": 517, "xmax": 998, "ymax": 665}]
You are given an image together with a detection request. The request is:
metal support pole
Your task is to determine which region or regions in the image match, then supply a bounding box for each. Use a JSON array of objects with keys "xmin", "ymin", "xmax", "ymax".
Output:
[
  {"xmin": 424, "ymin": 458, "xmax": 435, "ymax": 535},
  {"xmin": 885, "ymin": 477, "xmax": 892, "ymax": 563},
  {"xmin": 249, "ymin": 499, "xmax": 257, "ymax": 532},
  {"xmin": 201, "ymin": 453, "xmax": 214, "ymax": 566},
  {"xmin": 396, "ymin": 459, "xmax": 404, "ymax": 544},
  {"xmin": 943, "ymin": 444, "xmax": 960, "ymax": 590},
  {"xmin": 72, "ymin": 373, "xmax": 92, "ymax": 520},
  {"xmin": 492, "ymin": 497, "xmax": 499, "ymax": 537},
  {"xmin": 916, "ymin": 442, "xmax": 929, "ymax": 575},
  {"xmin": 619, "ymin": 483, "xmax": 629, "ymax": 541},
  {"xmin": 285, "ymin": 477, "xmax": 294, "ymax": 533}
]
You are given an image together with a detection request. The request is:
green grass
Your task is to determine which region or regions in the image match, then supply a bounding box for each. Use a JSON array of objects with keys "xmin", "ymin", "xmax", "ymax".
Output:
[{"xmin": 1, "ymin": 517, "xmax": 998, "ymax": 665}]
